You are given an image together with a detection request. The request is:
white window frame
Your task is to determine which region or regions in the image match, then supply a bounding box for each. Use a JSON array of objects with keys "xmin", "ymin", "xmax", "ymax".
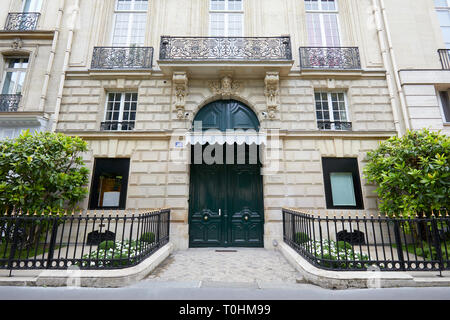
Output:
[
  {"xmin": 23, "ymin": 0, "xmax": 43, "ymax": 12},
  {"xmin": 437, "ymin": 89, "xmax": 450, "ymax": 124},
  {"xmin": 305, "ymin": 0, "xmax": 341, "ymax": 47},
  {"xmin": 314, "ymin": 91, "xmax": 351, "ymax": 130},
  {"xmin": 435, "ymin": 0, "xmax": 450, "ymax": 48},
  {"xmin": 111, "ymin": 0, "xmax": 148, "ymax": 46},
  {"xmin": 209, "ymin": 0, "xmax": 244, "ymax": 37},
  {"xmin": 1, "ymin": 57, "xmax": 29, "ymax": 95},
  {"xmin": 103, "ymin": 92, "xmax": 138, "ymax": 131}
]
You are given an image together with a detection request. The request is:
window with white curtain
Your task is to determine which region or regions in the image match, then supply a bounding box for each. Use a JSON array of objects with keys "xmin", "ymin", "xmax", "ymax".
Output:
[
  {"xmin": 209, "ymin": 0, "xmax": 243, "ymax": 37},
  {"xmin": 435, "ymin": 0, "xmax": 450, "ymax": 48},
  {"xmin": 1, "ymin": 57, "xmax": 29, "ymax": 95},
  {"xmin": 112, "ymin": 0, "xmax": 148, "ymax": 46},
  {"xmin": 305, "ymin": 0, "xmax": 340, "ymax": 46},
  {"xmin": 23, "ymin": 0, "xmax": 42, "ymax": 12}
]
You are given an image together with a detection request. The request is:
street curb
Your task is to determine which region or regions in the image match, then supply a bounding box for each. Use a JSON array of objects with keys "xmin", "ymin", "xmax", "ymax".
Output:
[
  {"xmin": 0, "ymin": 243, "xmax": 174, "ymax": 288},
  {"xmin": 277, "ymin": 242, "xmax": 450, "ymax": 289}
]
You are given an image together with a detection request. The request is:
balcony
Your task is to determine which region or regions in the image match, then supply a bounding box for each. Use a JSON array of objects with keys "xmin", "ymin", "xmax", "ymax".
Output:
[
  {"xmin": 90, "ymin": 47, "xmax": 153, "ymax": 70},
  {"xmin": 299, "ymin": 47, "xmax": 361, "ymax": 70},
  {"xmin": 100, "ymin": 121, "xmax": 135, "ymax": 131},
  {"xmin": 0, "ymin": 94, "xmax": 21, "ymax": 112},
  {"xmin": 438, "ymin": 49, "xmax": 450, "ymax": 69},
  {"xmin": 158, "ymin": 36, "xmax": 294, "ymax": 77},
  {"xmin": 317, "ymin": 121, "xmax": 352, "ymax": 131},
  {"xmin": 4, "ymin": 13, "xmax": 40, "ymax": 31}
]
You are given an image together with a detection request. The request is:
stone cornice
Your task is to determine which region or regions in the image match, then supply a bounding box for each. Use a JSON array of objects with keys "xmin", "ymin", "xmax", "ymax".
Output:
[{"xmin": 0, "ymin": 30, "xmax": 55, "ymax": 40}]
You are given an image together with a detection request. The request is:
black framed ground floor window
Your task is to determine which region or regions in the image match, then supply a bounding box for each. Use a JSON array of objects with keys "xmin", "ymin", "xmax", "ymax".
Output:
[
  {"xmin": 89, "ymin": 158, "xmax": 131, "ymax": 210},
  {"xmin": 322, "ymin": 157, "xmax": 364, "ymax": 210}
]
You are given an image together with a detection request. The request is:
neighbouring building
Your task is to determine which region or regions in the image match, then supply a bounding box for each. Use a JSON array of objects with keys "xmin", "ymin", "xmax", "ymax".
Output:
[{"xmin": 0, "ymin": 0, "xmax": 448, "ymax": 250}]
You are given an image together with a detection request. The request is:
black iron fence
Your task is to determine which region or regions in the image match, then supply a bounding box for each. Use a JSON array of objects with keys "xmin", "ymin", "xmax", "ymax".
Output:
[
  {"xmin": 4, "ymin": 12, "xmax": 40, "ymax": 31},
  {"xmin": 0, "ymin": 209, "xmax": 170, "ymax": 271},
  {"xmin": 100, "ymin": 121, "xmax": 135, "ymax": 131},
  {"xmin": 159, "ymin": 36, "xmax": 293, "ymax": 61},
  {"xmin": 91, "ymin": 47, "xmax": 154, "ymax": 70},
  {"xmin": 282, "ymin": 208, "xmax": 450, "ymax": 273},
  {"xmin": 0, "ymin": 94, "xmax": 21, "ymax": 112},
  {"xmin": 317, "ymin": 121, "xmax": 352, "ymax": 131},
  {"xmin": 299, "ymin": 47, "xmax": 361, "ymax": 70},
  {"xmin": 438, "ymin": 49, "xmax": 450, "ymax": 69}
]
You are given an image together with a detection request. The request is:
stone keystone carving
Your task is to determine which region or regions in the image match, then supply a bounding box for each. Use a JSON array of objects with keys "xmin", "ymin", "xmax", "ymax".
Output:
[
  {"xmin": 208, "ymin": 75, "xmax": 242, "ymax": 99},
  {"xmin": 264, "ymin": 72, "xmax": 280, "ymax": 119},
  {"xmin": 173, "ymin": 72, "xmax": 188, "ymax": 119},
  {"xmin": 11, "ymin": 38, "xmax": 23, "ymax": 50}
]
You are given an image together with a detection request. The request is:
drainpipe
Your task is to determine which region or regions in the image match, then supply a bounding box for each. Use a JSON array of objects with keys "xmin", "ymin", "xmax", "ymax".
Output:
[
  {"xmin": 380, "ymin": 0, "xmax": 411, "ymax": 132},
  {"xmin": 40, "ymin": 0, "xmax": 64, "ymax": 115},
  {"xmin": 51, "ymin": 0, "xmax": 79, "ymax": 132},
  {"xmin": 371, "ymin": 0, "xmax": 403, "ymax": 136}
]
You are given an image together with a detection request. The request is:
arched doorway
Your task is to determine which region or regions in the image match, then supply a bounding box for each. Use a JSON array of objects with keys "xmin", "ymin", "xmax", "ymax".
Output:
[{"xmin": 188, "ymin": 100, "xmax": 264, "ymax": 247}]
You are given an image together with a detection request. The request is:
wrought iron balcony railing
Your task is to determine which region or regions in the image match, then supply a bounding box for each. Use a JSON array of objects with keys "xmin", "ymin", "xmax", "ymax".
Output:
[
  {"xmin": 91, "ymin": 47, "xmax": 153, "ymax": 70},
  {"xmin": 438, "ymin": 49, "xmax": 450, "ymax": 69},
  {"xmin": 317, "ymin": 121, "xmax": 352, "ymax": 131},
  {"xmin": 159, "ymin": 36, "xmax": 293, "ymax": 61},
  {"xmin": 4, "ymin": 12, "xmax": 40, "ymax": 31},
  {"xmin": 0, "ymin": 94, "xmax": 21, "ymax": 112},
  {"xmin": 300, "ymin": 47, "xmax": 361, "ymax": 70},
  {"xmin": 101, "ymin": 121, "xmax": 135, "ymax": 131}
]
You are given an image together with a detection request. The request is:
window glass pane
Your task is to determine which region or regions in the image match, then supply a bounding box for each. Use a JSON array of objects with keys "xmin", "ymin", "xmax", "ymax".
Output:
[
  {"xmin": 210, "ymin": 13, "xmax": 225, "ymax": 36},
  {"xmin": 211, "ymin": 0, "xmax": 226, "ymax": 10},
  {"xmin": 228, "ymin": 0, "xmax": 243, "ymax": 11},
  {"xmin": 330, "ymin": 172, "xmax": 356, "ymax": 206},
  {"xmin": 439, "ymin": 91, "xmax": 450, "ymax": 122},
  {"xmin": 323, "ymin": 14, "xmax": 340, "ymax": 46},
  {"xmin": 305, "ymin": 0, "xmax": 319, "ymax": 11},
  {"xmin": 1, "ymin": 72, "xmax": 13, "ymax": 94},
  {"xmin": 435, "ymin": 0, "xmax": 449, "ymax": 7},
  {"xmin": 228, "ymin": 14, "xmax": 243, "ymax": 36},
  {"xmin": 321, "ymin": 0, "xmax": 337, "ymax": 11},
  {"xmin": 117, "ymin": 0, "xmax": 148, "ymax": 11},
  {"xmin": 306, "ymin": 13, "xmax": 323, "ymax": 46},
  {"xmin": 23, "ymin": 0, "xmax": 42, "ymax": 12},
  {"xmin": 98, "ymin": 175, "xmax": 122, "ymax": 207}
]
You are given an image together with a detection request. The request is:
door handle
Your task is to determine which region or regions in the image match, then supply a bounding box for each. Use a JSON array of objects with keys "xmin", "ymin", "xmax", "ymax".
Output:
[{"xmin": 219, "ymin": 209, "xmax": 221, "ymax": 216}]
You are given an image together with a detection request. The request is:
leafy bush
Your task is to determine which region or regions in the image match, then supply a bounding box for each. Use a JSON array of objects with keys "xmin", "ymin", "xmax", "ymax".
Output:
[
  {"xmin": 140, "ymin": 232, "xmax": 156, "ymax": 243},
  {"xmin": 80, "ymin": 240, "xmax": 140, "ymax": 268},
  {"xmin": 98, "ymin": 240, "xmax": 116, "ymax": 250},
  {"xmin": 295, "ymin": 232, "xmax": 310, "ymax": 244},
  {"xmin": 0, "ymin": 130, "xmax": 89, "ymax": 215},
  {"xmin": 363, "ymin": 129, "xmax": 450, "ymax": 218},
  {"xmin": 308, "ymin": 240, "xmax": 369, "ymax": 269}
]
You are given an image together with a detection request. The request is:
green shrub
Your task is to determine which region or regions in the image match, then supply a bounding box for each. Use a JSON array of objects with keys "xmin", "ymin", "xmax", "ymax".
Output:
[
  {"xmin": 295, "ymin": 232, "xmax": 310, "ymax": 244},
  {"xmin": 98, "ymin": 240, "xmax": 115, "ymax": 250},
  {"xmin": 140, "ymin": 232, "xmax": 156, "ymax": 243}
]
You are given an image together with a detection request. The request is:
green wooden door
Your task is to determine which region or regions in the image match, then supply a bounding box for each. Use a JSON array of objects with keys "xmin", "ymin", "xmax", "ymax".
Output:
[{"xmin": 189, "ymin": 163, "xmax": 264, "ymax": 248}]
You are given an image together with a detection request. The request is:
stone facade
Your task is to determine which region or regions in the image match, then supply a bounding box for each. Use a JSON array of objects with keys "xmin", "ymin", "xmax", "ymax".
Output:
[{"xmin": 0, "ymin": 0, "xmax": 448, "ymax": 250}]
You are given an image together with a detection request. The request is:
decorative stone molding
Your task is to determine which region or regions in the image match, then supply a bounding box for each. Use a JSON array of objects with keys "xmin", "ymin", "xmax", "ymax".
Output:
[
  {"xmin": 264, "ymin": 72, "xmax": 280, "ymax": 119},
  {"xmin": 208, "ymin": 75, "xmax": 242, "ymax": 99},
  {"xmin": 11, "ymin": 38, "xmax": 23, "ymax": 50},
  {"xmin": 173, "ymin": 72, "xmax": 189, "ymax": 119}
]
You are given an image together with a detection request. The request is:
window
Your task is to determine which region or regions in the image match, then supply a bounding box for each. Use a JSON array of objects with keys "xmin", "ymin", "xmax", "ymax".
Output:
[
  {"xmin": 322, "ymin": 158, "xmax": 364, "ymax": 209},
  {"xmin": 102, "ymin": 92, "xmax": 137, "ymax": 131},
  {"xmin": 435, "ymin": 0, "xmax": 450, "ymax": 48},
  {"xmin": 1, "ymin": 57, "xmax": 28, "ymax": 95},
  {"xmin": 305, "ymin": 0, "xmax": 340, "ymax": 46},
  {"xmin": 210, "ymin": 0, "xmax": 243, "ymax": 36},
  {"xmin": 438, "ymin": 90, "xmax": 450, "ymax": 123},
  {"xmin": 23, "ymin": 0, "xmax": 42, "ymax": 12},
  {"xmin": 315, "ymin": 92, "xmax": 351, "ymax": 130},
  {"xmin": 112, "ymin": 0, "xmax": 148, "ymax": 46},
  {"xmin": 89, "ymin": 158, "xmax": 130, "ymax": 210}
]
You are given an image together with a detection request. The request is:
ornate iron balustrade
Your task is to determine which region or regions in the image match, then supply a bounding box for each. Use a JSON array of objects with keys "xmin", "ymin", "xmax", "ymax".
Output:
[
  {"xmin": 0, "ymin": 94, "xmax": 21, "ymax": 112},
  {"xmin": 4, "ymin": 13, "xmax": 40, "ymax": 31},
  {"xmin": 159, "ymin": 36, "xmax": 293, "ymax": 61},
  {"xmin": 438, "ymin": 49, "xmax": 450, "ymax": 69},
  {"xmin": 300, "ymin": 47, "xmax": 361, "ymax": 70},
  {"xmin": 317, "ymin": 121, "xmax": 352, "ymax": 131},
  {"xmin": 91, "ymin": 47, "xmax": 153, "ymax": 70},
  {"xmin": 101, "ymin": 121, "xmax": 135, "ymax": 131}
]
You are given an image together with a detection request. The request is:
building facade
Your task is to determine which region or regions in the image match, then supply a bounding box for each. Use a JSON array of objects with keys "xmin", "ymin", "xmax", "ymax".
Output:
[{"xmin": 0, "ymin": 0, "xmax": 448, "ymax": 250}]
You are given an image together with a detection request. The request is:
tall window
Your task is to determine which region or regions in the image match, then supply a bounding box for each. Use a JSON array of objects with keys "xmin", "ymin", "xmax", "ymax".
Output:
[
  {"xmin": 322, "ymin": 158, "xmax": 364, "ymax": 209},
  {"xmin": 23, "ymin": 0, "xmax": 42, "ymax": 12},
  {"xmin": 103, "ymin": 93, "xmax": 137, "ymax": 131},
  {"xmin": 315, "ymin": 92, "xmax": 351, "ymax": 130},
  {"xmin": 210, "ymin": 0, "xmax": 243, "ymax": 36},
  {"xmin": 435, "ymin": 0, "xmax": 450, "ymax": 48},
  {"xmin": 438, "ymin": 90, "xmax": 450, "ymax": 123},
  {"xmin": 1, "ymin": 57, "xmax": 28, "ymax": 95},
  {"xmin": 112, "ymin": 0, "xmax": 148, "ymax": 46},
  {"xmin": 305, "ymin": 0, "xmax": 340, "ymax": 46}
]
